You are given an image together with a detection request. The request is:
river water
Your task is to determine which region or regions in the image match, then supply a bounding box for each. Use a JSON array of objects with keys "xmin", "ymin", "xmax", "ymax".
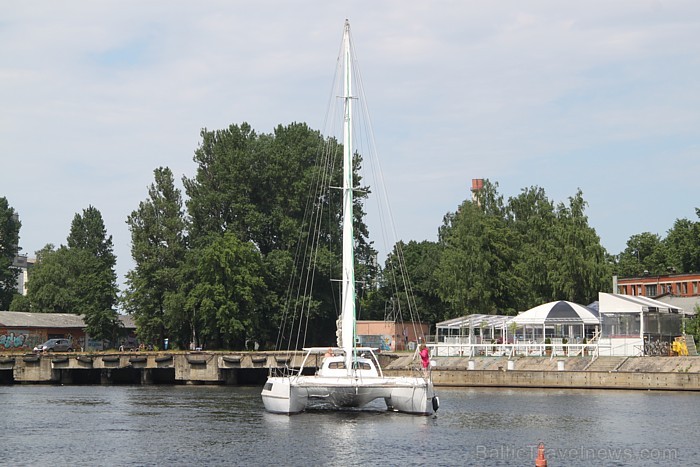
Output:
[{"xmin": 0, "ymin": 384, "xmax": 696, "ymax": 466}]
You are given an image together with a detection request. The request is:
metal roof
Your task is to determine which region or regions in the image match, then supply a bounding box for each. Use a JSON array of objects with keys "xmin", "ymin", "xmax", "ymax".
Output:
[
  {"xmin": 436, "ymin": 314, "xmax": 512, "ymax": 330},
  {"xmin": 653, "ymin": 296, "xmax": 698, "ymax": 315},
  {"xmin": 0, "ymin": 311, "xmax": 136, "ymax": 329},
  {"xmin": 599, "ymin": 292, "xmax": 686, "ymax": 314}
]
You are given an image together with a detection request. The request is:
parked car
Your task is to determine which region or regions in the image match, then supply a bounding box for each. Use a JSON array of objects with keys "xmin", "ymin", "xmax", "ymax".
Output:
[{"xmin": 33, "ymin": 338, "xmax": 74, "ymax": 352}]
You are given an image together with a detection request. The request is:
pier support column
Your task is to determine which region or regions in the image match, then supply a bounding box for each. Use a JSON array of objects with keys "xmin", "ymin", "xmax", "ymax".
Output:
[
  {"xmin": 222, "ymin": 369, "xmax": 238, "ymax": 385},
  {"xmin": 60, "ymin": 369, "xmax": 73, "ymax": 385},
  {"xmin": 141, "ymin": 369, "xmax": 153, "ymax": 385},
  {"xmin": 101, "ymin": 369, "xmax": 112, "ymax": 385}
]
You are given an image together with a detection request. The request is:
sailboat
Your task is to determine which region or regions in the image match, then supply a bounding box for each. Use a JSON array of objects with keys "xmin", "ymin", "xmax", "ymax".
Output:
[{"xmin": 261, "ymin": 20, "xmax": 438, "ymax": 415}]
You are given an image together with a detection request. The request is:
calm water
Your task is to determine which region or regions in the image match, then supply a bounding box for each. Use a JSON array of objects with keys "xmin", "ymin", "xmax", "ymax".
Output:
[{"xmin": 0, "ymin": 384, "xmax": 696, "ymax": 466}]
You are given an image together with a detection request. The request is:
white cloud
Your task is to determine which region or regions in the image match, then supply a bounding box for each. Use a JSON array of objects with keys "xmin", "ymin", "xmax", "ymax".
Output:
[{"xmin": 2, "ymin": 1, "xmax": 699, "ymax": 290}]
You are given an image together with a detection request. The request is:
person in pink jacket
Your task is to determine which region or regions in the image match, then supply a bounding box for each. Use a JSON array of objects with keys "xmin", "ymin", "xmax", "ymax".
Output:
[{"xmin": 419, "ymin": 343, "xmax": 430, "ymax": 377}]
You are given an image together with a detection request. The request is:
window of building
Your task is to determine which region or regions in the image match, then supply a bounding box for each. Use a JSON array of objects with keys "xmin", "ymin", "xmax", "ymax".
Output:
[
  {"xmin": 601, "ymin": 313, "xmax": 641, "ymax": 337},
  {"xmin": 645, "ymin": 284, "xmax": 657, "ymax": 297}
]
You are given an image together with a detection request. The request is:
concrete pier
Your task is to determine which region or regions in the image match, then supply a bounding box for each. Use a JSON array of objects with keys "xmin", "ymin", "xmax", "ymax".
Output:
[
  {"xmin": 1, "ymin": 352, "xmax": 699, "ymax": 390},
  {"xmin": 0, "ymin": 351, "xmax": 308, "ymax": 385}
]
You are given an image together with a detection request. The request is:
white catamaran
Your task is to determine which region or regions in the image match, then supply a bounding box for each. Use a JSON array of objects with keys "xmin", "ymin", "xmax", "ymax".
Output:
[{"xmin": 261, "ymin": 20, "xmax": 438, "ymax": 415}]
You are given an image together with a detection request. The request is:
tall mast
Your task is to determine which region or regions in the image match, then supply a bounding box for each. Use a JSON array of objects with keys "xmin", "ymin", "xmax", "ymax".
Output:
[{"xmin": 340, "ymin": 19, "xmax": 355, "ymax": 371}]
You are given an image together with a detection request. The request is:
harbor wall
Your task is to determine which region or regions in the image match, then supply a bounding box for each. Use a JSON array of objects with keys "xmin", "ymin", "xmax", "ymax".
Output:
[
  {"xmin": 1, "ymin": 352, "xmax": 699, "ymax": 390},
  {"xmin": 383, "ymin": 355, "xmax": 700, "ymax": 391},
  {"xmin": 424, "ymin": 368, "xmax": 700, "ymax": 390}
]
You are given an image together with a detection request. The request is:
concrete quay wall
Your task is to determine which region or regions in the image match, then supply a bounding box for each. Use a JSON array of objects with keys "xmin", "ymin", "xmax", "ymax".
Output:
[
  {"xmin": 383, "ymin": 355, "xmax": 700, "ymax": 391},
  {"xmin": 3, "ymin": 352, "xmax": 700, "ymax": 390},
  {"xmin": 425, "ymin": 368, "xmax": 700, "ymax": 391}
]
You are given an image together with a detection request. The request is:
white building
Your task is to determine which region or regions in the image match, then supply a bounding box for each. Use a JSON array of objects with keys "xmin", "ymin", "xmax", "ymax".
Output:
[
  {"xmin": 598, "ymin": 292, "xmax": 692, "ymax": 356},
  {"xmin": 12, "ymin": 255, "xmax": 35, "ymax": 296}
]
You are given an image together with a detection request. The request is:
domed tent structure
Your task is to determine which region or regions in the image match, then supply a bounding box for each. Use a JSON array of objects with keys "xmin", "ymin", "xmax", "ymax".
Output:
[{"xmin": 511, "ymin": 300, "xmax": 599, "ymax": 345}]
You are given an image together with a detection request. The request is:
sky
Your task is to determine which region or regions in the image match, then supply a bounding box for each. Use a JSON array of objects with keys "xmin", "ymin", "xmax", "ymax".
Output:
[{"xmin": 2, "ymin": 1, "xmax": 699, "ymax": 290}]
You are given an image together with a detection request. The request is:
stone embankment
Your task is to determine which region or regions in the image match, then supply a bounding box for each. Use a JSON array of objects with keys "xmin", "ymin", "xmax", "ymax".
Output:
[{"xmin": 384, "ymin": 355, "xmax": 700, "ymax": 391}]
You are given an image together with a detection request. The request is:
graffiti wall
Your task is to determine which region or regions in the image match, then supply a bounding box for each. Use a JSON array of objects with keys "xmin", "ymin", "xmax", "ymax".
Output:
[{"xmin": 0, "ymin": 329, "xmax": 44, "ymax": 350}]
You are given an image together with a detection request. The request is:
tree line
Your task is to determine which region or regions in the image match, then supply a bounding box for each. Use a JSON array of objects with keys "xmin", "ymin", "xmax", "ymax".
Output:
[{"xmin": 2, "ymin": 122, "xmax": 699, "ymax": 348}]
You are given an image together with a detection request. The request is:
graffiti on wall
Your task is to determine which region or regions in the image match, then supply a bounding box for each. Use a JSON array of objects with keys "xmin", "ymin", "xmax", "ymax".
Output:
[{"xmin": 0, "ymin": 330, "xmax": 43, "ymax": 350}]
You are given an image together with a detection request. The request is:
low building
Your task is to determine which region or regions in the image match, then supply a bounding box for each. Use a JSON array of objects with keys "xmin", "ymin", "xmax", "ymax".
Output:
[
  {"xmin": 0, "ymin": 311, "xmax": 135, "ymax": 351},
  {"xmin": 355, "ymin": 320, "xmax": 429, "ymax": 352},
  {"xmin": 598, "ymin": 292, "xmax": 693, "ymax": 356},
  {"xmin": 616, "ymin": 272, "xmax": 700, "ymax": 298}
]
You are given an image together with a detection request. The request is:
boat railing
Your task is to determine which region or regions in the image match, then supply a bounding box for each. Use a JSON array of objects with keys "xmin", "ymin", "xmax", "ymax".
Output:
[{"xmin": 268, "ymin": 366, "xmax": 303, "ymax": 378}]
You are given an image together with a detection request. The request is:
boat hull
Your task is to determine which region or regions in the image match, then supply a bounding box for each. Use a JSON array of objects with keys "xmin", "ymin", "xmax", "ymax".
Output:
[{"xmin": 261, "ymin": 375, "xmax": 437, "ymax": 415}]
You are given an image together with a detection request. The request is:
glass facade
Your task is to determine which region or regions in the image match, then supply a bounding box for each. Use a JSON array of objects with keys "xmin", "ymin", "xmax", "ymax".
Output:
[
  {"xmin": 601, "ymin": 313, "xmax": 640, "ymax": 338},
  {"xmin": 602, "ymin": 311, "xmax": 683, "ymax": 341}
]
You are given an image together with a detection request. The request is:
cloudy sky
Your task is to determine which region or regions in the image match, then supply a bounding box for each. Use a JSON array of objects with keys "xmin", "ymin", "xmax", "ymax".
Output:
[{"xmin": 3, "ymin": 1, "xmax": 699, "ymax": 288}]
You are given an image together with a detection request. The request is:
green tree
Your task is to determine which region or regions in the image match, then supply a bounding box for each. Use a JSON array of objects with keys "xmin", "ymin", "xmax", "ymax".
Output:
[
  {"xmin": 0, "ymin": 197, "xmax": 21, "ymax": 310},
  {"xmin": 123, "ymin": 167, "xmax": 187, "ymax": 347},
  {"xmin": 182, "ymin": 122, "xmax": 375, "ymax": 348},
  {"xmin": 546, "ymin": 190, "xmax": 611, "ymax": 303},
  {"xmin": 436, "ymin": 182, "xmax": 520, "ymax": 316},
  {"xmin": 616, "ymin": 232, "xmax": 667, "ymax": 277},
  {"xmin": 67, "ymin": 207, "xmax": 119, "ymax": 341},
  {"xmin": 664, "ymin": 210, "xmax": 700, "ymax": 274},
  {"xmin": 9, "ymin": 293, "xmax": 30, "ymax": 311},
  {"xmin": 26, "ymin": 245, "xmax": 74, "ymax": 312},
  {"xmin": 507, "ymin": 186, "xmax": 557, "ymax": 308},
  {"xmin": 685, "ymin": 304, "xmax": 700, "ymax": 344},
  {"xmin": 434, "ymin": 181, "xmax": 610, "ymax": 317},
  {"xmin": 364, "ymin": 240, "xmax": 445, "ymax": 328},
  {"xmin": 185, "ymin": 233, "xmax": 268, "ymax": 349}
]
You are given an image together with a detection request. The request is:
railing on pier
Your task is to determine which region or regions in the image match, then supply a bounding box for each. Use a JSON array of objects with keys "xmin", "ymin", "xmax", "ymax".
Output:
[{"xmin": 430, "ymin": 342, "xmax": 599, "ymax": 359}]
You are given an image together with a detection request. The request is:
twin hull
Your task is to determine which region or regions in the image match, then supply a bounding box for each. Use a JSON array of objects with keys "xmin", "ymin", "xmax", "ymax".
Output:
[{"xmin": 261, "ymin": 375, "xmax": 436, "ymax": 415}]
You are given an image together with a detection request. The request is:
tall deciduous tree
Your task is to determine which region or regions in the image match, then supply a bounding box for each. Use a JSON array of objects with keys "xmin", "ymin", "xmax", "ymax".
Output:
[
  {"xmin": 616, "ymin": 232, "xmax": 667, "ymax": 277},
  {"xmin": 0, "ymin": 197, "xmax": 21, "ymax": 310},
  {"xmin": 182, "ymin": 122, "xmax": 375, "ymax": 348},
  {"xmin": 434, "ymin": 181, "xmax": 610, "ymax": 319},
  {"xmin": 664, "ymin": 210, "xmax": 700, "ymax": 274},
  {"xmin": 185, "ymin": 233, "xmax": 268, "ymax": 349},
  {"xmin": 67, "ymin": 206, "xmax": 119, "ymax": 340},
  {"xmin": 436, "ymin": 192, "xmax": 520, "ymax": 316},
  {"xmin": 124, "ymin": 167, "xmax": 188, "ymax": 347},
  {"xmin": 507, "ymin": 186, "xmax": 557, "ymax": 308},
  {"xmin": 546, "ymin": 190, "xmax": 610, "ymax": 303},
  {"xmin": 26, "ymin": 244, "xmax": 74, "ymax": 312}
]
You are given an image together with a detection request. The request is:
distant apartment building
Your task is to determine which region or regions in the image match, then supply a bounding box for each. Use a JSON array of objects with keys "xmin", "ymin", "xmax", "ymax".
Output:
[
  {"xmin": 616, "ymin": 273, "xmax": 700, "ymax": 298},
  {"xmin": 12, "ymin": 255, "xmax": 35, "ymax": 296}
]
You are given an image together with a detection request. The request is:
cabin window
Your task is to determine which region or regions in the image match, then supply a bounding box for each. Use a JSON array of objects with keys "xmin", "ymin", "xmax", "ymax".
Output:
[
  {"xmin": 264, "ymin": 382, "xmax": 273, "ymax": 391},
  {"xmin": 352, "ymin": 362, "xmax": 371, "ymax": 370},
  {"xmin": 328, "ymin": 362, "xmax": 346, "ymax": 369}
]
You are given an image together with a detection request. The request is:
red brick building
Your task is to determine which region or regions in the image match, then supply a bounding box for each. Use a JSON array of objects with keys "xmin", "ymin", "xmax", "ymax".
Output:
[{"xmin": 616, "ymin": 273, "xmax": 700, "ymax": 298}]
